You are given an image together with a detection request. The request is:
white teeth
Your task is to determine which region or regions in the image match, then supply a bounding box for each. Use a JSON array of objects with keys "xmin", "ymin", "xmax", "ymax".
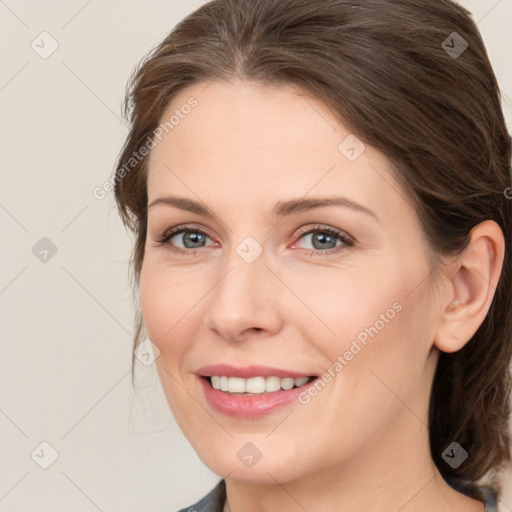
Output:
[
  {"xmin": 246, "ymin": 376, "xmax": 266, "ymax": 393},
  {"xmin": 280, "ymin": 377, "xmax": 295, "ymax": 390},
  {"xmin": 209, "ymin": 375, "xmax": 313, "ymax": 393},
  {"xmin": 265, "ymin": 376, "xmax": 281, "ymax": 392},
  {"xmin": 228, "ymin": 377, "xmax": 246, "ymax": 393},
  {"xmin": 211, "ymin": 376, "xmax": 220, "ymax": 389},
  {"xmin": 219, "ymin": 376, "xmax": 229, "ymax": 392}
]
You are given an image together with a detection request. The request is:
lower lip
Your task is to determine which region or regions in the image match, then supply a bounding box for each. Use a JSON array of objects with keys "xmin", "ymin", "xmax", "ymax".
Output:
[{"xmin": 199, "ymin": 376, "xmax": 315, "ymax": 418}]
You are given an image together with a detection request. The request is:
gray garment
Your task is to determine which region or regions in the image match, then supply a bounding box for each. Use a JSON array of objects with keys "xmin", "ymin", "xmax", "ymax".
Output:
[
  {"xmin": 176, "ymin": 477, "xmax": 498, "ymax": 512},
  {"xmin": 447, "ymin": 477, "xmax": 497, "ymax": 512},
  {"xmin": 177, "ymin": 480, "xmax": 225, "ymax": 512}
]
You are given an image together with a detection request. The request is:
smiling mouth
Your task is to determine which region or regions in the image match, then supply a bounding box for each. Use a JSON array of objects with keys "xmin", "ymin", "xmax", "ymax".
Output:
[{"xmin": 204, "ymin": 375, "xmax": 317, "ymax": 396}]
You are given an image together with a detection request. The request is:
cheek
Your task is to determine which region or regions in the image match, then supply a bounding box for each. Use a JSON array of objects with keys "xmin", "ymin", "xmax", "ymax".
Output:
[
  {"xmin": 281, "ymin": 262, "xmax": 408, "ymax": 352},
  {"xmin": 300, "ymin": 289, "xmax": 435, "ymax": 465},
  {"xmin": 295, "ymin": 259, "xmax": 435, "ymax": 396},
  {"xmin": 139, "ymin": 263, "xmax": 166, "ymax": 342},
  {"xmin": 328, "ymin": 278, "xmax": 435, "ymax": 421},
  {"xmin": 138, "ymin": 260, "xmax": 192, "ymax": 356},
  {"xmin": 138, "ymin": 257, "xmax": 224, "ymax": 378},
  {"xmin": 139, "ymin": 262, "xmax": 208, "ymax": 424}
]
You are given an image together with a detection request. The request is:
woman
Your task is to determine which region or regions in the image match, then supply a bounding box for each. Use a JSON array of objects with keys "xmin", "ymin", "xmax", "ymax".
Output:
[{"xmin": 113, "ymin": 0, "xmax": 512, "ymax": 510}]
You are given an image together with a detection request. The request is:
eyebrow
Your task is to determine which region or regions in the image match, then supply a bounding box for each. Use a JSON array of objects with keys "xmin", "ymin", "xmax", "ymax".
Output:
[{"xmin": 147, "ymin": 195, "xmax": 378, "ymax": 221}]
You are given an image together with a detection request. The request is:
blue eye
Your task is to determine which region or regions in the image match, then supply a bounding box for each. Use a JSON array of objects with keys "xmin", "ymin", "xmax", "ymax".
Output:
[
  {"xmin": 155, "ymin": 225, "xmax": 214, "ymax": 254},
  {"xmin": 154, "ymin": 224, "xmax": 354, "ymax": 256},
  {"xmin": 294, "ymin": 225, "xmax": 354, "ymax": 255}
]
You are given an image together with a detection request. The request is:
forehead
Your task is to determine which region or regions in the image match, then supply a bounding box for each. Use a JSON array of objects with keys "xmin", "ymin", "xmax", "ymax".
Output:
[
  {"xmin": 146, "ymin": 80, "xmax": 412, "ymax": 227},
  {"xmin": 149, "ymin": 79, "xmax": 343, "ymax": 166}
]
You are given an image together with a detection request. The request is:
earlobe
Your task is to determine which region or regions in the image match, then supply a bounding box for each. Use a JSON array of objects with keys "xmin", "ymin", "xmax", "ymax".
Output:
[{"xmin": 433, "ymin": 220, "xmax": 505, "ymax": 354}]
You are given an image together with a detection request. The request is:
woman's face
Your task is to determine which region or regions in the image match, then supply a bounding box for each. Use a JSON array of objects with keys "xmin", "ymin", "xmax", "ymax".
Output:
[{"xmin": 140, "ymin": 79, "xmax": 444, "ymax": 483}]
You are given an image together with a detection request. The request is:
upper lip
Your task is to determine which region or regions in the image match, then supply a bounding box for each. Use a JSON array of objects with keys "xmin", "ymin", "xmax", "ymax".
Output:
[{"xmin": 196, "ymin": 364, "xmax": 316, "ymax": 379}]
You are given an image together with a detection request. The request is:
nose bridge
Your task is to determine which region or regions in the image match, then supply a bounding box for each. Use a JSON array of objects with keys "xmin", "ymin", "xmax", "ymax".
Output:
[{"xmin": 205, "ymin": 238, "xmax": 281, "ymax": 340}]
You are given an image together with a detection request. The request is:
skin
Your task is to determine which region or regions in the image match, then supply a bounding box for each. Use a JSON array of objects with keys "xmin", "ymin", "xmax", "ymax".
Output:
[{"xmin": 139, "ymin": 79, "xmax": 504, "ymax": 512}]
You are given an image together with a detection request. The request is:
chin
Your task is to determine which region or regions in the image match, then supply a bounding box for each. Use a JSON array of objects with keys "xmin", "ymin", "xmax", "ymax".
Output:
[{"xmin": 193, "ymin": 440, "xmax": 309, "ymax": 484}]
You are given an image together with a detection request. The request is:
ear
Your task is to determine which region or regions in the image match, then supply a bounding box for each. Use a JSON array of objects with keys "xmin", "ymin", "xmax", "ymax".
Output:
[{"xmin": 433, "ymin": 220, "xmax": 505, "ymax": 353}]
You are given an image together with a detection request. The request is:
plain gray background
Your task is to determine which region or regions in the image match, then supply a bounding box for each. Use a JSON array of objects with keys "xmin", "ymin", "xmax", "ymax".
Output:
[{"xmin": 1, "ymin": 1, "xmax": 511, "ymax": 511}]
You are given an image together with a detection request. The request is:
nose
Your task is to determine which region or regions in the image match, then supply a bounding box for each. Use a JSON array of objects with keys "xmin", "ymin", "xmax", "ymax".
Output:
[{"xmin": 204, "ymin": 247, "xmax": 283, "ymax": 342}]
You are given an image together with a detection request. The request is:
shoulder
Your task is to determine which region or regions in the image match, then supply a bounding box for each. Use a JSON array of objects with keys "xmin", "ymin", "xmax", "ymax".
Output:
[
  {"xmin": 175, "ymin": 480, "xmax": 226, "ymax": 512},
  {"xmin": 445, "ymin": 476, "xmax": 498, "ymax": 512}
]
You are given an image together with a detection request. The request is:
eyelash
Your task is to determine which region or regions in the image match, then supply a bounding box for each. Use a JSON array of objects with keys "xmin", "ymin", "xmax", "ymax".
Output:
[{"xmin": 154, "ymin": 224, "xmax": 354, "ymax": 256}]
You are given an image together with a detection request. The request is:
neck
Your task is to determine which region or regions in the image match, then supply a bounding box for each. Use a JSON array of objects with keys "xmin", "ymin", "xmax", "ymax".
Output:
[{"xmin": 223, "ymin": 412, "xmax": 485, "ymax": 512}]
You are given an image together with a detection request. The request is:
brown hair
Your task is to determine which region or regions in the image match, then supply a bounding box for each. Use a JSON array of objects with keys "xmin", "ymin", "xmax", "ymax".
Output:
[{"xmin": 113, "ymin": 0, "xmax": 512, "ymax": 494}]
